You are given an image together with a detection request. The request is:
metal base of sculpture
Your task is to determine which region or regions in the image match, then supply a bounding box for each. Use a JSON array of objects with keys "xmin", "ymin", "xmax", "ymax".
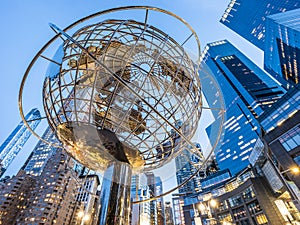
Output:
[{"xmin": 98, "ymin": 162, "xmax": 132, "ymax": 225}]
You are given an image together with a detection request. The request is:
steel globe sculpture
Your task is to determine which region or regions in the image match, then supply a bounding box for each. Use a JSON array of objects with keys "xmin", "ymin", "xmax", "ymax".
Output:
[
  {"xmin": 19, "ymin": 6, "xmax": 225, "ymax": 224},
  {"xmin": 43, "ymin": 20, "xmax": 202, "ymax": 174}
]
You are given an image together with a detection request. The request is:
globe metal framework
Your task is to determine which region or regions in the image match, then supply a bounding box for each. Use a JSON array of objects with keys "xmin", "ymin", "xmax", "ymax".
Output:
[
  {"xmin": 44, "ymin": 19, "xmax": 202, "ymax": 173},
  {"xmin": 19, "ymin": 6, "xmax": 225, "ymax": 209}
]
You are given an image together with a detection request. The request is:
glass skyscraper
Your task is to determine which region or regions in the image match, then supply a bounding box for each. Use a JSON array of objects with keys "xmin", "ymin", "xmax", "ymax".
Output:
[
  {"xmin": 155, "ymin": 177, "xmax": 165, "ymax": 225},
  {"xmin": 175, "ymin": 143, "xmax": 202, "ymax": 194},
  {"xmin": 259, "ymin": 85, "xmax": 300, "ymax": 134},
  {"xmin": 220, "ymin": 0, "xmax": 300, "ymax": 50},
  {"xmin": 0, "ymin": 108, "xmax": 41, "ymax": 177},
  {"xmin": 21, "ymin": 127, "xmax": 59, "ymax": 176},
  {"xmin": 201, "ymin": 40, "xmax": 286, "ymax": 175},
  {"xmin": 264, "ymin": 8, "xmax": 300, "ymax": 88},
  {"xmin": 131, "ymin": 174, "xmax": 151, "ymax": 225}
]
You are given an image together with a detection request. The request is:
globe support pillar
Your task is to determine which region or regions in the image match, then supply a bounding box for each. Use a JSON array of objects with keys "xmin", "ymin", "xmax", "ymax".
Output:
[{"xmin": 98, "ymin": 162, "xmax": 132, "ymax": 225}]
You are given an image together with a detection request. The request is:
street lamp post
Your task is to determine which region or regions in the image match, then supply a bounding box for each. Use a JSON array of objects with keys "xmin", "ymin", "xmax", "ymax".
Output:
[
  {"xmin": 273, "ymin": 163, "xmax": 300, "ymax": 200},
  {"xmin": 281, "ymin": 167, "xmax": 300, "ymax": 176},
  {"xmin": 267, "ymin": 152, "xmax": 300, "ymax": 209},
  {"xmin": 195, "ymin": 199, "xmax": 218, "ymax": 225},
  {"xmin": 261, "ymin": 146, "xmax": 300, "ymax": 225},
  {"xmin": 279, "ymin": 167, "xmax": 300, "ymax": 205}
]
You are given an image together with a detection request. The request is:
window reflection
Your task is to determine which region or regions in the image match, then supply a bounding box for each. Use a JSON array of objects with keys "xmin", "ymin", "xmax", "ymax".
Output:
[{"xmin": 279, "ymin": 125, "xmax": 300, "ymax": 151}]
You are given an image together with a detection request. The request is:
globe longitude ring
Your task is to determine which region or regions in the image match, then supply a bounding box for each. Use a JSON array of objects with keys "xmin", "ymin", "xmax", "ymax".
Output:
[{"xmin": 19, "ymin": 6, "xmax": 223, "ymax": 202}]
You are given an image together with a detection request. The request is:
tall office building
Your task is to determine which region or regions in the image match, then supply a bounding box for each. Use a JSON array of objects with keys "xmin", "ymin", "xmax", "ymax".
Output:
[
  {"xmin": 259, "ymin": 85, "xmax": 300, "ymax": 189},
  {"xmin": 0, "ymin": 173, "xmax": 35, "ymax": 224},
  {"xmin": 164, "ymin": 202, "xmax": 174, "ymax": 225},
  {"xmin": 131, "ymin": 174, "xmax": 151, "ymax": 225},
  {"xmin": 201, "ymin": 40, "xmax": 286, "ymax": 175},
  {"xmin": 0, "ymin": 149, "xmax": 78, "ymax": 224},
  {"xmin": 21, "ymin": 127, "xmax": 59, "ymax": 176},
  {"xmin": 143, "ymin": 173, "xmax": 166, "ymax": 225},
  {"xmin": 155, "ymin": 177, "xmax": 166, "ymax": 225},
  {"xmin": 145, "ymin": 172, "xmax": 158, "ymax": 225},
  {"xmin": 17, "ymin": 149, "xmax": 77, "ymax": 224},
  {"xmin": 220, "ymin": 0, "xmax": 300, "ymax": 50},
  {"xmin": 175, "ymin": 143, "xmax": 202, "ymax": 194},
  {"xmin": 264, "ymin": 8, "xmax": 300, "ymax": 88},
  {"xmin": 0, "ymin": 108, "xmax": 41, "ymax": 177},
  {"xmin": 172, "ymin": 196, "xmax": 185, "ymax": 225}
]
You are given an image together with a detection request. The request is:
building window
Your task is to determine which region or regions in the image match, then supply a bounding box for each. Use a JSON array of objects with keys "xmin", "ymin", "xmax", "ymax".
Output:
[
  {"xmin": 232, "ymin": 206, "xmax": 247, "ymax": 220},
  {"xmin": 242, "ymin": 187, "xmax": 255, "ymax": 201},
  {"xmin": 216, "ymin": 200, "xmax": 229, "ymax": 212},
  {"xmin": 217, "ymin": 213, "xmax": 232, "ymax": 224},
  {"xmin": 228, "ymin": 195, "xmax": 243, "ymax": 207},
  {"xmin": 279, "ymin": 125, "xmax": 300, "ymax": 151},
  {"xmin": 247, "ymin": 200, "xmax": 262, "ymax": 214},
  {"xmin": 240, "ymin": 219, "xmax": 251, "ymax": 225},
  {"xmin": 190, "ymin": 209, "xmax": 195, "ymax": 218},
  {"xmin": 256, "ymin": 213, "xmax": 268, "ymax": 224},
  {"xmin": 294, "ymin": 155, "xmax": 300, "ymax": 166}
]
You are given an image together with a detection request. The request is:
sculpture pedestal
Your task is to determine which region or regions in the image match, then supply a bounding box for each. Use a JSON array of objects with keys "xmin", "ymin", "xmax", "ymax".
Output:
[{"xmin": 98, "ymin": 162, "xmax": 132, "ymax": 225}]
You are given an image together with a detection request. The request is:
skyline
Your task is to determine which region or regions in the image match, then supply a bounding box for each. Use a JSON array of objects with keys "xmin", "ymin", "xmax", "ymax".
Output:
[{"xmin": 0, "ymin": 1, "xmax": 264, "ymax": 195}]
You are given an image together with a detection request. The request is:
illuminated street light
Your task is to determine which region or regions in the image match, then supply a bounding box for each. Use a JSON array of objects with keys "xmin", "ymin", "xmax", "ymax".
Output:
[
  {"xmin": 277, "ymin": 165, "xmax": 300, "ymax": 212},
  {"xmin": 279, "ymin": 166, "xmax": 300, "ymax": 201},
  {"xmin": 198, "ymin": 203, "xmax": 206, "ymax": 211},
  {"xmin": 290, "ymin": 167, "xmax": 300, "ymax": 174},
  {"xmin": 209, "ymin": 199, "xmax": 218, "ymax": 208},
  {"xmin": 77, "ymin": 210, "xmax": 84, "ymax": 218},
  {"xmin": 265, "ymin": 149, "xmax": 300, "ymax": 201},
  {"xmin": 82, "ymin": 214, "xmax": 90, "ymax": 222},
  {"xmin": 281, "ymin": 166, "xmax": 300, "ymax": 175},
  {"xmin": 76, "ymin": 210, "xmax": 90, "ymax": 225}
]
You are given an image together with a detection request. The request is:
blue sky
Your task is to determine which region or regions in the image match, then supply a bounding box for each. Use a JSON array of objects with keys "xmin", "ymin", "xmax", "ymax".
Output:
[{"xmin": 0, "ymin": 0, "xmax": 263, "ymax": 197}]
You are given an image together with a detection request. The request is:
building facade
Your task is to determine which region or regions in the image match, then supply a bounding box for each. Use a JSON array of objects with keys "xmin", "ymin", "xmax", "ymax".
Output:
[
  {"xmin": 165, "ymin": 201, "xmax": 174, "ymax": 225},
  {"xmin": 146, "ymin": 172, "xmax": 158, "ymax": 225},
  {"xmin": 200, "ymin": 169, "xmax": 231, "ymax": 192},
  {"xmin": 251, "ymin": 150, "xmax": 300, "ymax": 224},
  {"xmin": 0, "ymin": 173, "xmax": 35, "ymax": 224},
  {"xmin": 131, "ymin": 174, "xmax": 151, "ymax": 225},
  {"xmin": 130, "ymin": 173, "xmax": 166, "ymax": 225},
  {"xmin": 175, "ymin": 143, "xmax": 202, "ymax": 194},
  {"xmin": 21, "ymin": 127, "xmax": 59, "ymax": 176},
  {"xmin": 16, "ymin": 149, "xmax": 77, "ymax": 225},
  {"xmin": 0, "ymin": 149, "xmax": 79, "ymax": 225},
  {"xmin": 201, "ymin": 40, "xmax": 285, "ymax": 175},
  {"xmin": 220, "ymin": 0, "xmax": 300, "ymax": 50},
  {"xmin": 172, "ymin": 196, "xmax": 185, "ymax": 225},
  {"xmin": 258, "ymin": 85, "xmax": 300, "ymax": 199},
  {"xmin": 155, "ymin": 177, "xmax": 166, "ymax": 225},
  {"xmin": 182, "ymin": 167, "xmax": 300, "ymax": 225},
  {"xmin": 0, "ymin": 108, "xmax": 41, "ymax": 177},
  {"xmin": 264, "ymin": 8, "xmax": 300, "ymax": 88}
]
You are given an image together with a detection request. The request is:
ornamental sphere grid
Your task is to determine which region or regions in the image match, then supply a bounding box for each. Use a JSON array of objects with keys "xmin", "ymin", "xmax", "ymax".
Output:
[{"xmin": 43, "ymin": 19, "xmax": 202, "ymax": 173}]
